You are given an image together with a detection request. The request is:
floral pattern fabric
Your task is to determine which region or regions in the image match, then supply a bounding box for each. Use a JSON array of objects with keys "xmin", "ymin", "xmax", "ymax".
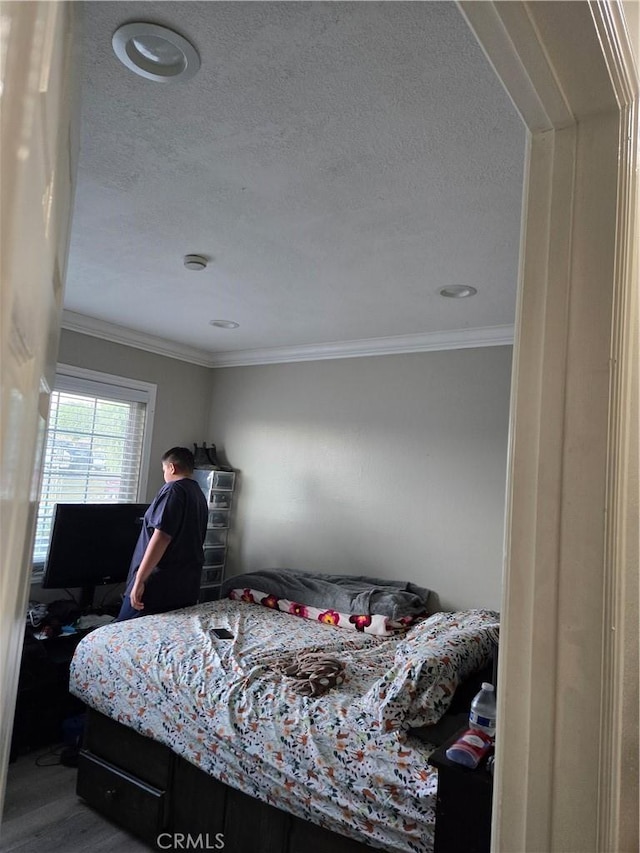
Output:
[
  {"xmin": 356, "ymin": 609, "xmax": 499, "ymax": 729},
  {"xmin": 69, "ymin": 600, "xmax": 498, "ymax": 853},
  {"xmin": 228, "ymin": 586, "xmax": 417, "ymax": 635}
]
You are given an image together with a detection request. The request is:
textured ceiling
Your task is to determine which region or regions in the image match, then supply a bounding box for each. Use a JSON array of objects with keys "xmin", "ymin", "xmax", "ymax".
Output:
[{"xmin": 64, "ymin": 1, "xmax": 525, "ymax": 363}]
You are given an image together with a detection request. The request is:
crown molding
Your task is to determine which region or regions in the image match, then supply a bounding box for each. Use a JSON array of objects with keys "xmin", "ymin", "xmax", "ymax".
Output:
[
  {"xmin": 61, "ymin": 310, "xmax": 215, "ymax": 367},
  {"xmin": 207, "ymin": 325, "xmax": 514, "ymax": 367},
  {"xmin": 61, "ymin": 310, "xmax": 514, "ymax": 368}
]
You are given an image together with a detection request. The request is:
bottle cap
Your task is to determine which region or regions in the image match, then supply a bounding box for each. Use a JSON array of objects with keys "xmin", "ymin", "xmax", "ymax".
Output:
[{"xmin": 481, "ymin": 682, "xmax": 494, "ymax": 691}]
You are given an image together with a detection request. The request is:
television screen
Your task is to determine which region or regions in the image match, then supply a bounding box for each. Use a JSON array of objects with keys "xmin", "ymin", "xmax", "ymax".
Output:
[{"xmin": 42, "ymin": 503, "xmax": 149, "ymax": 593}]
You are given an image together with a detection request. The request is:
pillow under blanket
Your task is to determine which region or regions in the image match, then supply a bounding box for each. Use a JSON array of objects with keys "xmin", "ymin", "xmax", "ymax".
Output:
[
  {"xmin": 220, "ymin": 568, "xmax": 431, "ymax": 620},
  {"xmin": 228, "ymin": 586, "xmax": 415, "ymax": 635}
]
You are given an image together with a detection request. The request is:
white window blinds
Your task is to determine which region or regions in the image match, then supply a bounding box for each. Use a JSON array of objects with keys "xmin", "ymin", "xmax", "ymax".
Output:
[{"xmin": 32, "ymin": 367, "xmax": 155, "ymax": 567}]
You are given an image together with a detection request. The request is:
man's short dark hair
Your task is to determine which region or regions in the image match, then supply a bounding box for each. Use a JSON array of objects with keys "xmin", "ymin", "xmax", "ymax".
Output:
[{"xmin": 162, "ymin": 446, "xmax": 195, "ymax": 473}]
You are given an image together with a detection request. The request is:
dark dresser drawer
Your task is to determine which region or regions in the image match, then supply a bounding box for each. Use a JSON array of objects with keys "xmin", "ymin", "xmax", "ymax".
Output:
[
  {"xmin": 84, "ymin": 708, "xmax": 173, "ymax": 789},
  {"xmin": 77, "ymin": 750, "xmax": 168, "ymax": 845}
]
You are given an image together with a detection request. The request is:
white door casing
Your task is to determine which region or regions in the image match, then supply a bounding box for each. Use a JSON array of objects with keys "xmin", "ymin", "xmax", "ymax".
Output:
[
  {"xmin": 459, "ymin": 1, "xmax": 639, "ymax": 850},
  {"xmin": 0, "ymin": 1, "xmax": 637, "ymax": 850},
  {"xmin": 0, "ymin": 0, "xmax": 79, "ymax": 813}
]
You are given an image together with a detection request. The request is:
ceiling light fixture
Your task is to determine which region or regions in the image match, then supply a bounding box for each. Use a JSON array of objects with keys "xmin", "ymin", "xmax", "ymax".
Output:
[
  {"xmin": 210, "ymin": 320, "xmax": 240, "ymax": 330},
  {"xmin": 112, "ymin": 22, "xmax": 200, "ymax": 82},
  {"xmin": 183, "ymin": 254, "xmax": 208, "ymax": 271},
  {"xmin": 438, "ymin": 285, "xmax": 478, "ymax": 298}
]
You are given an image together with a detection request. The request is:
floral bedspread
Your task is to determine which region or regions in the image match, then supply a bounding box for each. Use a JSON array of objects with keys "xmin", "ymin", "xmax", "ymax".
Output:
[{"xmin": 69, "ymin": 600, "xmax": 496, "ymax": 852}]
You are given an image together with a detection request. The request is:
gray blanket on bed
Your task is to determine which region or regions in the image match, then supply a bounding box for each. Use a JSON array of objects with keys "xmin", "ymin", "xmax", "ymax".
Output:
[{"xmin": 219, "ymin": 568, "xmax": 431, "ymax": 619}]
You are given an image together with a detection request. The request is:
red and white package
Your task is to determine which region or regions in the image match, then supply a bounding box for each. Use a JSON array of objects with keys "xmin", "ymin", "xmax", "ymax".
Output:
[{"xmin": 445, "ymin": 728, "xmax": 494, "ymax": 768}]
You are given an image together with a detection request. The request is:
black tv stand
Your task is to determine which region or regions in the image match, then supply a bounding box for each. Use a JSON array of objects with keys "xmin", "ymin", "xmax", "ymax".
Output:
[
  {"xmin": 79, "ymin": 584, "xmax": 96, "ymax": 612},
  {"xmin": 78, "ymin": 585, "xmax": 122, "ymax": 615}
]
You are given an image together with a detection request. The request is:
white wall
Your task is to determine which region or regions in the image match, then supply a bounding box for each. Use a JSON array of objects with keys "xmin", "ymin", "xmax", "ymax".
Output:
[{"xmin": 209, "ymin": 346, "xmax": 512, "ymax": 611}]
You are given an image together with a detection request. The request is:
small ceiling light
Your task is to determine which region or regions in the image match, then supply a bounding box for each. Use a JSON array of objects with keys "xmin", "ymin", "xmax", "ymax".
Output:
[
  {"xmin": 112, "ymin": 22, "xmax": 200, "ymax": 82},
  {"xmin": 183, "ymin": 254, "xmax": 208, "ymax": 271},
  {"xmin": 210, "ymin": 320, "xmax": 240, "ymax": 329},
  {"xmin": 438, "ymin": 285, "xmax": 478, "ymax": 298}
]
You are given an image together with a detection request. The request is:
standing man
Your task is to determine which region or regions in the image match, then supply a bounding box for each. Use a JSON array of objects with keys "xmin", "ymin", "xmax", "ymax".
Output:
[{"xmin": 117, "ymin": 446, "xmax": 208, "ymax": 621}]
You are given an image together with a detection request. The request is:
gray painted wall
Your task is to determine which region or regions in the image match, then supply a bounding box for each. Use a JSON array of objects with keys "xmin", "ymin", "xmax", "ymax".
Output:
[
  {"xmin": 208, "ymin": 347, "xmax": 512, "ymax": 611},
  {"xmin": 48, "ymin": 333, "xmax": 511, "ymax": 611},
  {"xmin": 57, "ymin": 330, "xmax": 212, "ymax": 498}
]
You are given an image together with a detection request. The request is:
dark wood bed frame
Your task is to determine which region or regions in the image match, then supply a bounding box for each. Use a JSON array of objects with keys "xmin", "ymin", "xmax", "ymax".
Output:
[
  {"xmin": 78, "ymin": 708, "xmax": 372, "ymax": 852},
  {"xmin": 76, "ymin": 661, "xmax": 493, "ymax": 852}
]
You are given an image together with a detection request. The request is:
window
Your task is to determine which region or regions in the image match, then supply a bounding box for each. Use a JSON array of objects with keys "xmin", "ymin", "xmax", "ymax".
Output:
[{"xmin": 32, "ymin": 365, "xmax": 156, "ymax": 570}]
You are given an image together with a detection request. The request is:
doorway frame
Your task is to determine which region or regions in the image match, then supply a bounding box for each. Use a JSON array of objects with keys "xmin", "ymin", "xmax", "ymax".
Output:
[
  {"xmin": 0, "ymin": 2, "xmax": 637, "ymax": 849},
  {"xmin": 459, "ymin": 1, "xmax": 638, "ymax": 850}
]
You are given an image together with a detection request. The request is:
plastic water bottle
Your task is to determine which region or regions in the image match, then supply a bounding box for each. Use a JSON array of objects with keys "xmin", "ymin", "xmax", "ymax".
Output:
[
  {"xmin": 445, "ymin": 682, "xmax": 497, "ymax": 768},
  {"xmin": 468, "ymin": 682, "xmax": 497, "ymax": 738}
]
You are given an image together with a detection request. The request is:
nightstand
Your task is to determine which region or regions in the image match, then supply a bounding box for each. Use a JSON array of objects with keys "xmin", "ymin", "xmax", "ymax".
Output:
[
  {"xmin": 10, "ymin": 628, "xmax": 87, "ymax": 758},
  {"xmin": 427, "ymin": 724, "xmax": 494, "ymax": 853}
]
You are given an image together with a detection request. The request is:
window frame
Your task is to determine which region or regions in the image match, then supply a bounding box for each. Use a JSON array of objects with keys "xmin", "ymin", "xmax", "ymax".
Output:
[{"xmin": 32, "ymin": 363, "xmax": 157, "ymax": 578}]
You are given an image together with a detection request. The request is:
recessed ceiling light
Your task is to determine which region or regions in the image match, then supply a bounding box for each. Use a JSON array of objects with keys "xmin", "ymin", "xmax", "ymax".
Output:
[
  {"xmin": 183, "ymin": 254, "xmax": 207, "ymax": 271},
  {"xmin": 112, "ymin": 22, "xmax": 200, "ymax": 82},
  {"xmin": 438, "ymin": 285, "xmax": 478, "ymax": 298},
  {"xmin": 210, "ymin": 320, "xmax": 240, "ymax": 330}
]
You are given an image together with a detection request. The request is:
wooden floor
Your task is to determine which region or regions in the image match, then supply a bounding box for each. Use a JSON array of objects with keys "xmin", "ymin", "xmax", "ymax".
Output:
[{"xmin": 1, "ymin": 747, "xmax": 150, "ymax": 853}]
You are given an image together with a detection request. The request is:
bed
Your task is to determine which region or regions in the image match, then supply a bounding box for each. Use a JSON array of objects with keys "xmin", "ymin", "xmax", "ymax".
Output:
[{"xmin": 69, "ymin": 571, "xmax": 499, "ymax": 852}]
